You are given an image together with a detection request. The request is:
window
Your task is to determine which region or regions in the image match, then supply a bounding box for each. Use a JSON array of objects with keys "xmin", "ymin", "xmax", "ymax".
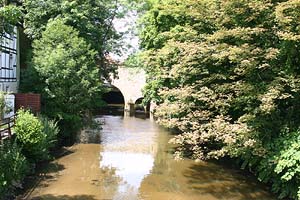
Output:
[{"xmin": 0, "ymin": 30, "xmax": 17, "ymax": 82}]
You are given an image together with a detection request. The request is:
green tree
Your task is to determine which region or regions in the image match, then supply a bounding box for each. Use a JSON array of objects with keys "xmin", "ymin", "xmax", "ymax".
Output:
[
  {"xmin": 23, "ymin": 0, "xmax": 122, "ymax": 78},
  {"xmin": 138, "ymin": 0, "xmax": 300, "ymax": 198},
  {"xmin": 32, "ymin": 18, "xmax": 103, "ymax": 142}
]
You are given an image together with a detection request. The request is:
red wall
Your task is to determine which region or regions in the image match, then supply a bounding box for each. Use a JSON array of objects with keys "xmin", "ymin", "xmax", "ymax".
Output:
[{"xmin": 15, "ymin": 93, "xmax": 41, "ymax": 114}]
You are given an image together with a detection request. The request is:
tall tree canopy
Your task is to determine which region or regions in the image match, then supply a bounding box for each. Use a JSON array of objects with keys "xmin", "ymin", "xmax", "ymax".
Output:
[
  {"xmin": 138, "ymin": 0, "xmax": 300, "ymax": 199},
  {"xmin": 19, "ymin": 0, "xmax": 126, "ymax": 142},
  {"xmin": 23, "ymin": 0, "xmax": 123, "ymax": 77},
  {"xmin": 31, "ymin": 18, "xmax": 103, "ymax": 142}
]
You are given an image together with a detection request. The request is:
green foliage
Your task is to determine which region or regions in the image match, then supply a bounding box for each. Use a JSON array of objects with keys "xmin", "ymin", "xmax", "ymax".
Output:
[
  {"xmin": 254, "ymin": 130, "xmax": 300, "ymax": 199},
  {"xmin": 124, "ymin": 53, "xmax": 144, "ymax": 68},
  {"xmin": 39, "ymin": 116, "xmax": 59, "ymax": 150},
  {"xmin": 23, "ymin": 0, "xmax": 122, "ymax": 78},
  {"xmin": 0, "ymin": 1, "xmax": 22, "ymax": 34},
  {"xmin": 1, "ymin": 111, "xmax": 58, "ymax": 198},
  {"xmin": 57, "ymin": 113, "xmax": 83, "ymax": 145},
  {"xmin": 30, "ymin": 19, "xmax": 103, "ymax": 142},
  {"xmin": 14, "ymin": 109, "xmax": 48, "ymax": 162},
  {"xmin": 138, "ymin": 0, "xmax": 300, "ymax": 198},
  {"xmin": 20, "ymin": 0, "xmax": 130, "ymax": 144},
  {"xmin": 19, "ymin": 63, "xmax": 46, "ymax": 95},
  {"xmin": 0, "ymin": 141, "xmax": 28, "ymax": 199}
]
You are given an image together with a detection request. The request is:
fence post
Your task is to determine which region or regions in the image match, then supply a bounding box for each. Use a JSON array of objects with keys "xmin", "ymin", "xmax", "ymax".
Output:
[{"xmin": 7, "ymin": 120, "xmax": 11, "ymax": 138}]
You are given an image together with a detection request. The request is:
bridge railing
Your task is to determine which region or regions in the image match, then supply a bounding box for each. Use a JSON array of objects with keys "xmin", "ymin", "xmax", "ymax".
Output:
[{"xmin": 0, "ymin": 115, "xmax": 16, "ymax": 141}]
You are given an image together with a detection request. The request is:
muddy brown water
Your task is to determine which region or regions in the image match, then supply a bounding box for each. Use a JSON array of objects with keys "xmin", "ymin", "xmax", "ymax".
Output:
[{"xmin": 23, "ymin": 114, "xmax": 276, "ymax": 200}]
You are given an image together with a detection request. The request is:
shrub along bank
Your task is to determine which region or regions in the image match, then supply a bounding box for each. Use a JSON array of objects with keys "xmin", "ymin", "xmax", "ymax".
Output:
[{"xmin": 0, "ymin": 109, "xmax": 59, "ymax": 199}]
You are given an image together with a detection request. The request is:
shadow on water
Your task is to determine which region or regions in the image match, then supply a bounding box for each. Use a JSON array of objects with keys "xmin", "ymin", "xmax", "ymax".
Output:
[
  {"xmin": 133, "ymin": 112, "xmax": 150, "ymax": 120},
  {"xmin": 18, "ymin": 149, "xmax": 75, "ymax": 199},
  {"xmin": 19, "ymin": 163, "xmax": 66, "ymax": 198},
  {"xmin": 94, "ymin": 106, "xmax": 150, "ymax": 120},
  {"xmin": 29, "ymin": 194, "xmax": 100, "ymax": 200},
  {"xmin": 184, "ymin": 163, "xmax": 274, "ymax": 200},
  {"xmin": 95, "ymin": 106, "xmax": 124, "ymax": 116},
  {"xmin": 53, "ymin": 148, "xmax": 75, "ymax": 160}
]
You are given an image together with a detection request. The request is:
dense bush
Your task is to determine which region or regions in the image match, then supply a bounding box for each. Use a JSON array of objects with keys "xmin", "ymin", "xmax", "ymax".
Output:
[
  {"xmin": 14, "ymin": 109, "xmax": 48, "ymax": 162},
  {"xmin": 0, "ymin": 141, "xmax": 28, "ymax": 199},
  {"xmin": 0, "ymin": 111, "xmax": 59, "ymax": 199},
  {"xmin": 138, "ymin": 0, "xmax": 300, "ymax": 199}
]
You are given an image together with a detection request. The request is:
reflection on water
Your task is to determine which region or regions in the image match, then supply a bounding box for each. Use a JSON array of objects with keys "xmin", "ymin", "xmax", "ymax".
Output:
[
  {"xmin": 98, "ymin": 115, "xmax": 156, "ymax": 200},
  {"xmin": 24, "ymin": 114, "xmax": 276, "ymax": 200},
  {"xmin": 100, "ymin": 152, "xmax": 153, "ymax": 199}
]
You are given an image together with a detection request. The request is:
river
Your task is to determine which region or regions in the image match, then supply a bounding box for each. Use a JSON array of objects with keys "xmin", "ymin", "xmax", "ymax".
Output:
[{"xmin": 22, "ymin": 114, "xmax": 275, "ymax": 200}]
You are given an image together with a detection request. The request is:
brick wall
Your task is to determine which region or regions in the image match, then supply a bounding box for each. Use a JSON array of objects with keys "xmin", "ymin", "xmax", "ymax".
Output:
[{"xmin": 15, "ymin": 93, "xmax": 41, "ymax": 114}]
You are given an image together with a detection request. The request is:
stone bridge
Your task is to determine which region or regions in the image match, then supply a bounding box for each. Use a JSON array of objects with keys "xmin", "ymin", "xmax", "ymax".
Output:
[{"xmin": 110, "ymin": 67, "xmax": 147, "ymax": 114}]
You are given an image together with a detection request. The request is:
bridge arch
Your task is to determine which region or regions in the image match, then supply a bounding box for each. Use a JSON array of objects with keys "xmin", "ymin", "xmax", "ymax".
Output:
[
  {"xmin": 102, "ymin": 85, "xmax": 125, "ymax": 105},
  {"xmin": 110, "ymin": 67, "xmax": 147, "ymax": 114}
]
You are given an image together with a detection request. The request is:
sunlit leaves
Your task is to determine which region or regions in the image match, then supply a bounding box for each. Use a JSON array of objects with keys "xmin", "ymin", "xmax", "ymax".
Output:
[{"xmin": 139, "ymin": 0, "xmax": 300, "ymax": 198}]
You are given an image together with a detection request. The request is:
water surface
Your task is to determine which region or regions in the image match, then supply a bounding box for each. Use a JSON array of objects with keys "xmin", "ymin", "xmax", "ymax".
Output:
[{"xmin": 24, "ymin": 114, "xmax": 275, "ymax": 200}]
